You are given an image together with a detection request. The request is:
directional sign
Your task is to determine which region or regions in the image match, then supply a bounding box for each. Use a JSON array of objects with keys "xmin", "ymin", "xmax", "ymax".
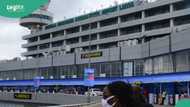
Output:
[
  {"xmin": 84, "ymin": 68, "xmax": 95, "ymax": 87},
  {"xmin": 33, "ymin": 76, "xmax": 41, "ymax": 88}
]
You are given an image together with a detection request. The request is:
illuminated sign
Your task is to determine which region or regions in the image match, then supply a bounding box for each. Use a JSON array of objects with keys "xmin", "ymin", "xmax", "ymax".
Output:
[
  {"xmin": 134, "ymin": 81, "xmax": 142, "ymax": 85},
  {"xmin": 84, "ymin": 68, "xmax": 95, "ymax": 87},
  {"xmin": 14, "ymin": 93, "xmax": 32, "ymax": 100},
  {"xmin": 81, "ymin": 51, "xmax": 103, "ymax": 59}
]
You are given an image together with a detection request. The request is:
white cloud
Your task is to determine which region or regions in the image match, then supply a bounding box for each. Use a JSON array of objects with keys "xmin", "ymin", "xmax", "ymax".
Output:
[{"xmin": 0, "ymin": 22, "xmax": 29, "ymax": 60}]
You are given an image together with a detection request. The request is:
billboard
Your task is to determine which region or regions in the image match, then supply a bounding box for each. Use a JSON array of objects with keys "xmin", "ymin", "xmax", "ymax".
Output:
[
  {"xmin": 84, "ymin": 68, "xmax": 95, "ymax": 87},
  {"xmin": 123, "ymin": 62, "xmax": 133, "ymax": 77}
]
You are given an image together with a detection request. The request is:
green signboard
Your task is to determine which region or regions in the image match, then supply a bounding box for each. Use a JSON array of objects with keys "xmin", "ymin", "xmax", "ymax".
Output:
[{"xmin": 0, "ymin": 0, "xmax": 49, "ymax": 18}]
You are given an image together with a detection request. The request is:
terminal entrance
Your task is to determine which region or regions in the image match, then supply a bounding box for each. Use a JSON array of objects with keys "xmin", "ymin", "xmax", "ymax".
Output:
[{"xmin": 140, "ymin": 82, "xmax": 190, "ymax": 106}]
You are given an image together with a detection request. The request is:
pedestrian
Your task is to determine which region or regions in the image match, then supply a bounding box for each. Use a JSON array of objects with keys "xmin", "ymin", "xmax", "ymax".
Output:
[
  {"xmin": 162, "ymin": 90, "xmax": 167, "ymax": 105},
  {"xmin": 133, "ymin": 86, "xmax": 146, "ymax": 103},
  {"xmin": 102, "ymin": 81, "xmax": 146, "ymax": 107}
]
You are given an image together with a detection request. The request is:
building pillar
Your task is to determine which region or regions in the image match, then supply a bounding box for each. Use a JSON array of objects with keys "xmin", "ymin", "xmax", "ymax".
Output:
[
  {"xmin": 79, "ymin": 26, "xmax": 82, "ymax": 32},
  {"xmin": 64, "ymin": 29, "xmax": 66, "ymax": 35},
  {"xmin": 142, "ymin": 11, "xmax": 145, "ymax": 40},
  {"xmin": 170, "ymin": 4, "xmax": 174, "ymax": 31},
  {"xmin": 37, "ymin": 36, "xmax": 40, "ymax": 41},
  {"xmin": 79, "ymin": 37, "xmax": 82, "ymax": 43},
  {"xmin": 50, "ymin": 33, "xmax": 53, "ymax": 39},
  {"xmin": 118, "ymin": 16, "xmax": 121, "ymax": 24},
  {"xmin": 118, "ymin": 29, "xmax": 120, "ymax": 36},
  {"xmin": 97, "ymin": 33, "xmax": 100, "ymax": 40},
  {"xmin": 97, "ymin": 22, "xmax": 100, "ymax": 29}
]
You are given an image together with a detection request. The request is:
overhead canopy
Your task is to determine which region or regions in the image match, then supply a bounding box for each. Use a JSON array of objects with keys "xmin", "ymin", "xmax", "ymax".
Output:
[{"xmin": 0, "ymin": 72, "xmax": 189, "ymax": 86}]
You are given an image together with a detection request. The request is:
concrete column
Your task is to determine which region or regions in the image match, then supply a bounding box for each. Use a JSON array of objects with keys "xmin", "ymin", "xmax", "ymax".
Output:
[
  {"xmin": 118, "ymin": 16, "xmax": 121, "ymax": 24},
  {"xmin": 97, "ymin": 22, "xmax": 100, "ymax": 28},
  {"xmin": 79, "ymin": 37, "xmax": 82, "ymax": 43},
  {"xmin": 118, "ymin": 29, "xmax": 120, "ymax": 36},
  {"xmin": 64, "ymin": 29, "xmax": 66, "ymax": 35},
  {"xmin": 63, "ymin": 40, "xmax": 66, "ymax": 46},
  {"xmin": 170, "ymin": 4, "xmax": 174, "ymax": 32},
  {"xmin": 79, "ymin": 26, "xmax": 82, "ymax": 32},
  {"xmin": 97, "ymin": 33, "xmax": 100, "ymax": 40},
  {"xmin": 97, "ymin": 45, "xmax": 100, "ymax": 50},
  {"xmin": 141, "ymin": 11, "xmax": 145, "ymax": 38},
  {"xmin": 50, "ymin": 43, "xmax": 52, "ymax": 48},
  {"xmin": 170, "ymin": 19, "xmax": 174, "ymax": 32},
  {"xmin": 142, "ymin": 11, "xmax": 145, "ymax": 19},
  {"xmin": 142, "ymin": 24, "xmax": 145, "ymax": 33},
  {"xmin": 37, "ymin": 36, "xmax": 40, "ymax": 41},
  {"xmin": 170, "ymin": 4, "xmax": 173, "ymax": 13},
  {"xmin": 37, "ymin": 45, "xmax": 40, "ymax": 50},
  {"xmin": 50, "ymin": 33, "xmax": 53, "ymax": 39}
]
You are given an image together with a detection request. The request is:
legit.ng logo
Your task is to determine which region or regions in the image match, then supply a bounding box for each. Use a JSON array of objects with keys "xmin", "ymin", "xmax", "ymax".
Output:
[
  {"xmin": 7, "ymin": 4, "xmax": 24, "ymax": 12},
  {"xmin": 0, "ymin": 0, "xmax": 49, "ymax": 18}
]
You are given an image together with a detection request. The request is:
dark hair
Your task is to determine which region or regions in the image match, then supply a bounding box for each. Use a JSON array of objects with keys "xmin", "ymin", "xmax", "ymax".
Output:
[{"xmin": 107, "ymin": 81, "xmax": 137, "ymax": 107}]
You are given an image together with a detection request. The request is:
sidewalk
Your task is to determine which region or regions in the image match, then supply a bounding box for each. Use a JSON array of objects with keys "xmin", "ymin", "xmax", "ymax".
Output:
[
  {"xmin": 154, "ymin": 105, "xmax": 174, "ymax": 107},
  {"xmin": 84, "ymin": 104, "xmax": 174, "ymax": 107}
]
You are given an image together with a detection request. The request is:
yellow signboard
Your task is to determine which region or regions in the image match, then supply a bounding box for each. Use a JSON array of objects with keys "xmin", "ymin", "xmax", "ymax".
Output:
[
  {"xmin": 14, "ymin": 93, "xmax": 32, "ymax": 100},
  {"xmin": 81, "ymin": 51, "xmax": 103, "ymax": 59}
]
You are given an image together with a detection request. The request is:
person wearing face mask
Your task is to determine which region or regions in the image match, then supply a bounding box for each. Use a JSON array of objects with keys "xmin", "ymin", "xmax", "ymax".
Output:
[
  {"xmin": 102, "ymin": 81, "xmax": 153, "ymax": 107},
  {"xmin": 102, "ymin": 81, "xmax": 140, "ymax": 107}
]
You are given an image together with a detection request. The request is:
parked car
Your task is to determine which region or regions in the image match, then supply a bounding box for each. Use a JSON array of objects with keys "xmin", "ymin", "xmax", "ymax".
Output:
[{"xmin": 85, "ymin": 88, "xmax": 103, "ymax": 96}]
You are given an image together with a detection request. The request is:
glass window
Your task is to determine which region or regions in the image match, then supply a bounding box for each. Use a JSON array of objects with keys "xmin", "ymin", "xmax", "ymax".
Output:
[
  {"xmin": 134, "ymin": 60, "xmax": 144, "ymax": 76},
  {"xmin": 173, "ymin": 1, "xmax": 190, "ymax": 11},
  {"xmin": 145, "ymin": 5, "xmax": 169, "ymax": 17},
  {"xmin": 144, "ymin": 59, "xmax": 153, "ymax": 75},
  {"xmin": 145, "ymin": 20, "xmax": 170, "ymax": 31},
  {"xmin": 174, "ymin": 15, "xmax": 190, "ymax": 26},
  {"xmin": 176, "ymin": 51, "xmax": 190, "ymax": 72},
  {"xmin": 100, "ymin": 17, "xmax": 118, "ymax": 27},
  {"xmin": 120, "ymin": 12, "xmax": 141, "ymax": 22},
  {"xmin": 120, "ymin": 25, "xmax": 141, "ymax": 35}
]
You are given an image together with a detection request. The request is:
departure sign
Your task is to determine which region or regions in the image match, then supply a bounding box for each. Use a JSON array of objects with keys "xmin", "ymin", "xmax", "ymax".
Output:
[
  {"xmin": 84, "ymin": 68, "xmax": 95, "ymax": 87},
  {"xmin": 81, "ymin": 52, "xmax": 103, "ymax": 59},
  {"xmin": 14, "ymin": 93, "xmax": 32, "ymax": 100},
  {"xmin": 33, "ymin": 76, "xmax": 41, "ymax": 88}
]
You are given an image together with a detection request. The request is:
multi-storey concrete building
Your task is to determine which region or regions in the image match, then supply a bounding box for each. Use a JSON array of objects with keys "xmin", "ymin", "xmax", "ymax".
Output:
[{"xmin": 0, "ymin": 0, "xmax": 190, "ymax": 87}]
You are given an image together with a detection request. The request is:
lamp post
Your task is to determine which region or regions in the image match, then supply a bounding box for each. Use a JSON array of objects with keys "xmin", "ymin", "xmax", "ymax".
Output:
[
  {"xmin": 43, "ymin": 51, "xmax": 53, "ymax": 79},
  {"xmin": 87, "ymin": 26, "xmax": 92, "ymax": 103}
]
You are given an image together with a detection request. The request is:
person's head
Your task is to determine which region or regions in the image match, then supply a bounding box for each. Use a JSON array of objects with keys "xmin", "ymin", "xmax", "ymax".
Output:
[
  {"xmin": 102, "ymin": 81, "xmax": 135, "ymax": 107},
  {"xmin": 133, "ymin": 86, "xmax": 142, "ymax": 94}
]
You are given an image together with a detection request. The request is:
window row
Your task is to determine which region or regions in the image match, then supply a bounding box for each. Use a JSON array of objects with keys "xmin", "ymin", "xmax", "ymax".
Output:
[{"xmin": 2, "ymin": 50, "xmax": 190, "ymax": 80}]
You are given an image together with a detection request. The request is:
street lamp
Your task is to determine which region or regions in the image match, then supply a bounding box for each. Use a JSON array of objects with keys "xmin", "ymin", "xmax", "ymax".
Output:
[{"xmin": 86, "ymin": 26, "xmax": 93, "ymax": 103}]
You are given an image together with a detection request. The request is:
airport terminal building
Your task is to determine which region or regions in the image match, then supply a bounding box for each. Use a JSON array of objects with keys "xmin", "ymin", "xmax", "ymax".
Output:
[{"xmin": 0, "ymin": 0, "xmax": 190, "ymax": 92}]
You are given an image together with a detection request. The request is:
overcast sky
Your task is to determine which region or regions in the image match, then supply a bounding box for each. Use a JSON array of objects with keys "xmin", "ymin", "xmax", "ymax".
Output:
[{"xmin": 0, "ymin": 0, "xmax": 132, "ymax": 60}]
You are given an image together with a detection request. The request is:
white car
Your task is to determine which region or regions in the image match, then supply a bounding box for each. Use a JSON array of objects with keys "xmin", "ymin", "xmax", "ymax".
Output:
[{"xmin": 85, "ymin": 88, "xmax": 103, "ymax": 96}]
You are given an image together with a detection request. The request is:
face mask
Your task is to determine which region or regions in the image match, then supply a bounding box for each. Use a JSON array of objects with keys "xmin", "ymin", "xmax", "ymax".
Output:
[{"xmin": 101, "ymin": 96, "xmax": 114, "ymax": 107}]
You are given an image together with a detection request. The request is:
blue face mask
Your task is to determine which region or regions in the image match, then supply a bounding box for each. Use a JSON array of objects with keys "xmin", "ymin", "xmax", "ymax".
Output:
[{"xmin": 101, "ymin": 96, "xmax": 115, "ymax": 107}]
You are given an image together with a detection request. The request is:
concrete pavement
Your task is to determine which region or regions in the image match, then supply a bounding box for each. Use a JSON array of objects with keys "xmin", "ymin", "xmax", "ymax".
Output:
[{"xmin": 84, "ymin": 103, "xmax": 174, "ymax": 107}]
